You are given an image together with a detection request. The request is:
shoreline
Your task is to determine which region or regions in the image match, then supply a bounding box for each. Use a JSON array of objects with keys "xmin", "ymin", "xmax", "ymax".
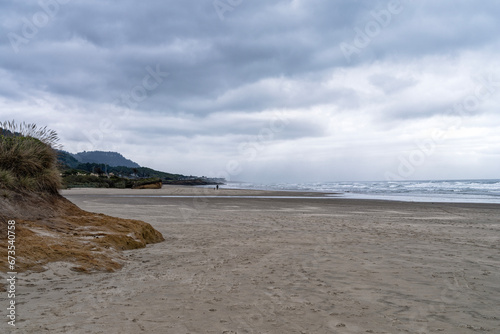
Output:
[{"xmin": 60, "ymin": 185, "xmax": 500, "ymax": 207}]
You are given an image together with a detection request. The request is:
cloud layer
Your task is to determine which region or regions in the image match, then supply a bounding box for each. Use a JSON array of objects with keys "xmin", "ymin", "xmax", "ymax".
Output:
[{"xmin": 1, "ymin": 0, "xmax": 500, "ymax": 182}]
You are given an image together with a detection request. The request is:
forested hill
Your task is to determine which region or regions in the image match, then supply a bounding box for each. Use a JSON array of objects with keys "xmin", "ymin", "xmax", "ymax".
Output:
[
  {"xmin": 72, "ymin": 151, "xmax": 140, "ymax": 168},
  {"xmin": 57, "ymin": 150, "xmax": 183, "ymax": 180}
]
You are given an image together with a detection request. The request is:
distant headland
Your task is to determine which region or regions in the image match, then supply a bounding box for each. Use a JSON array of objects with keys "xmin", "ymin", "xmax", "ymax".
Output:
[{"xmin": 57, "ymin": 150, "xmax": 225, "ymax": 189}]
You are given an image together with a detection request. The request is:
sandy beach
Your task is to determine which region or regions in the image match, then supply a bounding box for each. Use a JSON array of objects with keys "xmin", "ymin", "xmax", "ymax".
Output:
[{"xmin": 3, "ymin": 186, "xmax": 499, "ymax": 333}]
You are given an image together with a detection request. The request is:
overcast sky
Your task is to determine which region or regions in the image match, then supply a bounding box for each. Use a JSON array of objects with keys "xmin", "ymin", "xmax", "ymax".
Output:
[{"xmin": 1, "ymin": 0, "xmax": 500, "ymax": 183}]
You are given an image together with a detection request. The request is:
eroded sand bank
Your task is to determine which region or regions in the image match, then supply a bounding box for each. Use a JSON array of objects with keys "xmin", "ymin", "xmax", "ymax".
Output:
[{"xmin": 3, "ymin": 186, "xmax": 499, "ymax": 333}]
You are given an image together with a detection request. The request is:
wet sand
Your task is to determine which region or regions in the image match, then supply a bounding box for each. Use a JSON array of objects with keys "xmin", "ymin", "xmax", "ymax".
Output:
[{"xmin": 3, "ymin": 186, "xmax": 500, "ymax": 333}]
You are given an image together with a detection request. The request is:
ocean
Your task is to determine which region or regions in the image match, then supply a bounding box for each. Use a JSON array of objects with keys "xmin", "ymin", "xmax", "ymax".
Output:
[{"xmin": 222, "ymin": 179, "xmax": 500, "ymax": 204}]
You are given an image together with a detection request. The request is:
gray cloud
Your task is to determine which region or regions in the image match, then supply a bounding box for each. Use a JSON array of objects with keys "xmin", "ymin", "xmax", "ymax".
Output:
[{"xmin": 1, "ymin": 0, "xmax": 500, "ymax": 181}]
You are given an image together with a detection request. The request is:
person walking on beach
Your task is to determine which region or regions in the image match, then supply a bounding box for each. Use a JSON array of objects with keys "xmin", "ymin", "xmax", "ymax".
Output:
[{"xmin": 216, "ymin": 185, "xmax": 219, "ymax": 190}]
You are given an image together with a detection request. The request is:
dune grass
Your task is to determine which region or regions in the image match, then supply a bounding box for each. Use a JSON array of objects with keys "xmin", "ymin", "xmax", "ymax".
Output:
[{"xmin": 0, "ymin": 122, "xmax": 61, "ymax": 194}]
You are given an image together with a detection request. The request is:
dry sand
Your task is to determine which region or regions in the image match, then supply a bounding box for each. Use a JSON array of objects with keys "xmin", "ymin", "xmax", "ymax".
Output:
[{"xmin": 1, "ymin": 186, "xmax": 499, "ymax": 333}]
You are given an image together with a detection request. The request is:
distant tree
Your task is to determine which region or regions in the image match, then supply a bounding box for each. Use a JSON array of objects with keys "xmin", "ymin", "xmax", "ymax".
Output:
[{"xmin": 95, "ymin": 167, "xmax": 103, "ymax": 176}]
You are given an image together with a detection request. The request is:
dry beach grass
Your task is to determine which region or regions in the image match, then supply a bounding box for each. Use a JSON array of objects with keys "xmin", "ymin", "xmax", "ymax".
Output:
[
  {"xmin": 0, "ymin": 192, "xmax": 164, "ymax": 274},
  {"xmin": 1, "ymin": 186, "xmax": 498, "ymax": 333}
]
